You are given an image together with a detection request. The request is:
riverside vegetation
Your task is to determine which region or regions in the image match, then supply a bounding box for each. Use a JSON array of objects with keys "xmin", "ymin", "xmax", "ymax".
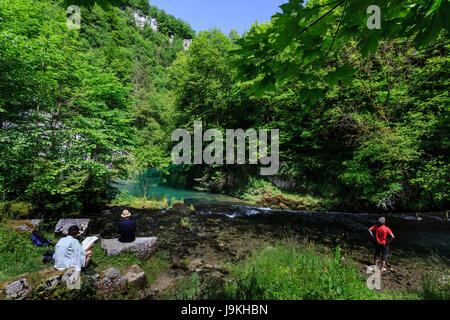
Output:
[{"xmin": 0, "ymin": 0, "xmax": 449, "ymax": 300}]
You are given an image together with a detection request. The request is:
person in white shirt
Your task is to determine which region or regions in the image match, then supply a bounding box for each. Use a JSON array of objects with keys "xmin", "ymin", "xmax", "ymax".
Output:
[{"xmin": 53, "ymin": 225, "xmax": 94, "ymax": 271}]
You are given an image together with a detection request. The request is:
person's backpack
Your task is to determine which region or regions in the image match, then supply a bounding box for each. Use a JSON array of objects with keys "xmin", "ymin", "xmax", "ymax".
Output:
[
  {"xmin": 42, "ymin": 250, "xmax": 55, "ymax": 264},
  {"xmin": 30, "ymin": 230, "xmax": 52, "ymax": 247}
]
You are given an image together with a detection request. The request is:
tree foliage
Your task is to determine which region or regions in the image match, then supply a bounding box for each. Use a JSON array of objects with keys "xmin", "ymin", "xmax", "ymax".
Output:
[{"xmin": 0, "ymin": 0, "xmax": 191, "ymax": 216}]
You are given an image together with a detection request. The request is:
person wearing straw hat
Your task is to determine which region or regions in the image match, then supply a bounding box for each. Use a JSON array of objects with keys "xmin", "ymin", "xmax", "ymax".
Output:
[
  {"xmin": 118, "ymin": 209, "xmax": 136, "ymax": 243},
  {"xmin": 368, "ymin": 217, "xmax": 395, "ymax": 272}
]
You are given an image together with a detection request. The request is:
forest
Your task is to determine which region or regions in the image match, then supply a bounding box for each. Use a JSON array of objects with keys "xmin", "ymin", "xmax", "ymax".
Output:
[{"xmin": 1, "ymin": 0, "xmax": 448, "ymax": 218}]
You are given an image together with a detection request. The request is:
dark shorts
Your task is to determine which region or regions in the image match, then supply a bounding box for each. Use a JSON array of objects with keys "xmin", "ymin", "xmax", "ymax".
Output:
[{"xmin": 374, "ymin": 243, "xmax": 389, "ymax": 262}]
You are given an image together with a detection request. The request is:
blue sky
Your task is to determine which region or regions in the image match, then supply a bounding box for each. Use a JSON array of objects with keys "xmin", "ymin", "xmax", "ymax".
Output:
[{"xmin": 149, "ymin": 0, "xmax": 287, "ymax": 35}]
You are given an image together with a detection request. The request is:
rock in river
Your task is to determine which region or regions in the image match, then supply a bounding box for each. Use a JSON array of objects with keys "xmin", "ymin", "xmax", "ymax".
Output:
[
  {"xmin": 4, "ymin": 278, "xmax": 32, "ymax": 300},
  {"xmin": 100, "ymin": 238, "xmax": 157, "ymax": 260}
]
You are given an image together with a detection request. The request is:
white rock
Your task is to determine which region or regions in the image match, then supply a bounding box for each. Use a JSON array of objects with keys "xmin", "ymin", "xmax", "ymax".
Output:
[
  {"xmin": 54, "ymin": 219, "xmax": 89, "ymax": 237},
  {"xmin": 5, "ymin": 278, "xmax": 31, "ymax": 300},
  {"xmin": 101, "ymin": 238, "xmax": 157, "ymax": 260}
]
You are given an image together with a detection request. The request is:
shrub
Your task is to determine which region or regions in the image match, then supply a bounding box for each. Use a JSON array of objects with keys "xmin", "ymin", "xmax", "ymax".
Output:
[{"xmin": 0, "ymin": 225, "xmax": 54, "ymax": 282}]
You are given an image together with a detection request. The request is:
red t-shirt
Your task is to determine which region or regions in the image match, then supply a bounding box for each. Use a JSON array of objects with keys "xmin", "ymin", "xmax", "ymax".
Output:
[{"xmin": 370, "ymin": 224, "xmax": 393, "ymax": 244}]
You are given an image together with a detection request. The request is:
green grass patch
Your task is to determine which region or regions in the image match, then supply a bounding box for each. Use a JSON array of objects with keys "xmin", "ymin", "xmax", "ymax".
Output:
[
  {"xmin": 0, "ymin": 224, "xmax": 54, "ymax": 282},
  {"xmin": 420, "ymin": 274, "xmax": 450, "ymax": 300},
  {"xmin": 158, "ymin": 273, "xmax": 201, "ymax": 300},
  {"xmin": 218, "ymin": 240, "xmax": 420, "ymax": 300}
]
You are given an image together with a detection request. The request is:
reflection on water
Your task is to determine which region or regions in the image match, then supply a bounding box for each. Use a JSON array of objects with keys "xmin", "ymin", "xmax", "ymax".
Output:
[{"xmin": 112, "ymin": 178, "xmax": 250, "ymax": 206}]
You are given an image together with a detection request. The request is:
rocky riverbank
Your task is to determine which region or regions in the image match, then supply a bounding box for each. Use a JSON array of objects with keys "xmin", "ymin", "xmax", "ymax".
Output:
[{"xmin": 2, "ymin": 202, "xmax": 449, "ymax": 300}]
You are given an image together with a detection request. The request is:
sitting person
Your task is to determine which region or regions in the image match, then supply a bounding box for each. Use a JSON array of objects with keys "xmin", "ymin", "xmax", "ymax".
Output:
[
  {"xmin": 53, "ymin": 225, "xmax": 94, "ymax": 271},
  {"xmin": 118, "ymin": 209, "xmax": 136, "ymax": 243}
]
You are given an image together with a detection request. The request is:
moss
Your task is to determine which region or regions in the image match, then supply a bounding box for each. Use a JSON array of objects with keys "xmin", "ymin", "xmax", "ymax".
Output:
[
  {"xmin": 109, "ymin": 197, "xmax": 168, "ymax": 210},
  {"xmin": 0, "ymin": 201, "xmax": 33, "ymax": 220}
]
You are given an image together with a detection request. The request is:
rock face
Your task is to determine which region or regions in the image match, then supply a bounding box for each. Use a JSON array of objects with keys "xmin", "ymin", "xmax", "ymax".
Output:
[
  {"xmin": 95, "ymin": 268, "xmax": 127, "ymax": 299},
  {"xmin": 125, "ymin": 265, "xmax": 147, "ymax": 289},
  {"xmin": 166, "ymin": 203, "xmax": 195, "ymax": 217},
  {"xmin": 5, "ymin": 278, "xmax": 31, "ymax": 300},
  {"xmin": 101, "ymin": 237, "xmax": 157, "ymax": 260},
  {"xmin": 183, "ymin": 39, "xmax": 192, "ymax": 51},
  {"xmin": 134, "ymin": 10, "xmax": 157, "ymax": 31},
  {"xmin": 12, "ymin": 219, "xmax": 41, "ymax": 232},
  {"xmin": 54, "ymin": 219, "xmax": 89, "ymax": 237}
]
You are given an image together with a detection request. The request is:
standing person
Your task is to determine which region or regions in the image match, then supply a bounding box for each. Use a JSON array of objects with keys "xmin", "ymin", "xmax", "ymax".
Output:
[
  {"xmin": 368, "ymin": 217, "xmax": 395, "ymax": 272},
  {"xmin": 53, "ymin": 225, "xmax": 94, "ymax": 271},
  {"xmin": 118, "ymin": 209, "xmax": 136, "ymax": 243}
]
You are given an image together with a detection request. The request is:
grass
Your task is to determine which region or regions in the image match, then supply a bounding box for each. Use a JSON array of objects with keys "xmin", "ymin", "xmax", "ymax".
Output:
[
  {"xmin": 110, "ymin": 190, "xmax": 168, "ymax": 210},
  {"xmin": 216, "ymin": 239, "xmax": 427, "ymax": 300},
  {"xmin": 0, "ymin": 224, "xmax": 55, "ymax": 282}
]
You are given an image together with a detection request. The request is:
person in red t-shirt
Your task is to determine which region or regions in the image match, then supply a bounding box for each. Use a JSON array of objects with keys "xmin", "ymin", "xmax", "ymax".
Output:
[{"xmin": 368, "ymin": 217, "xmax": 395, "ymax": 272}]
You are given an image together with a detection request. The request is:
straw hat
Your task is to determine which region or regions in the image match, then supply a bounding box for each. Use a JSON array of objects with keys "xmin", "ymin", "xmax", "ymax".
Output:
[{"xmin": 121, "ymin": 209, "xmax": 131, "ymax": 218}]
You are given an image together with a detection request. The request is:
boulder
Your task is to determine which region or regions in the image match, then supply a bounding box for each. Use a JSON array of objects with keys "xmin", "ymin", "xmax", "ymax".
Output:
[
  {"xmin": 166, "ymin": 203, "xmax": 195, "ymax": 217},
  {"xmin": 101, "ymin": 237, "xmax": 157, "ymax": 260},
  {"xmin": 95, "ymin": 268, "xmax": 127, "ymax": 299},
  {"xmin": 183, "ymin": 39, "xmax": 192, "ymax": 51},
  {"xmin": 55, "ymin": 219, "xmax": 89, "ymax": 237},
  {"xmin": 5, "ymin": 278, "xmax": 31, "ymax": 300},
  {"xmin": 125, "ymin": 265, "xmax": 147, "ymax": 289}
]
